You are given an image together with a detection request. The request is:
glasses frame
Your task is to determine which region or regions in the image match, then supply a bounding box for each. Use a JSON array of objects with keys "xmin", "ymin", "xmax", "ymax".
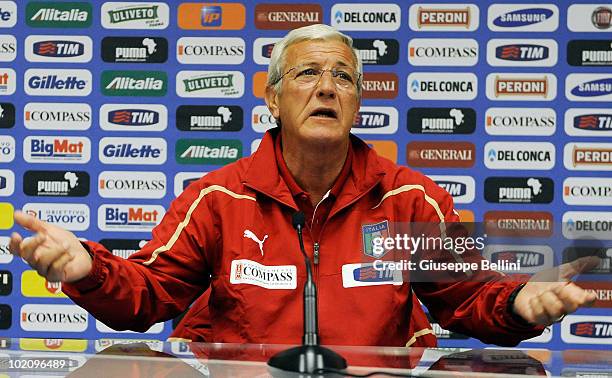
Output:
[{"xmin": 271, "ymin": 65, "xmax": 362, "ymax": 90}]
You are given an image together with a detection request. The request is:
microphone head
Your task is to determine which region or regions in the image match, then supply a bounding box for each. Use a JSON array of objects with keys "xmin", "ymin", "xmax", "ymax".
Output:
[{"xmin": 292, "ymin": 212, "xmax": 305, "ymax": 230}]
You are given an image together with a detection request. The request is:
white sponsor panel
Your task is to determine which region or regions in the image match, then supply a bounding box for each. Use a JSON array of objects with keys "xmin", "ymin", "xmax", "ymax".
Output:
[
  {"xmin": 428, "ymin": 175, "xmax": 475, "ymax": 204},
  {"xmin": 565, "ymin": 108, "xmax": 612, "ymax": 137},
  {"xmin": 99, "ymin": 104, "xmax": 167, "ymax": 131},
  {"xmin": 331, "ymin": 3, "xmax": 401, "ymax": 31},
  {"xmin": 408, "ymin": 3, "xmax": 479, "ymax": 31},
  {"xmin": 0, "ymin": 34, "xmax": 16, "ymax": 62},
  {"xmin": 563, "ymin": 211, "xmax": 612, "ymax": 240},
  {"xmin": 487, "ymin": 4, "xmax": 559, "ymax": 32},
  {"xmin": 482, "ymin": 244, "xmax": 553, "ymax": 274},
  {"xmin": 230, "ymin": 259, "xmax": 297, "ymax": 289},
  {"xmin": 408, "ymin": 38, "xmax": 478, "ymax": 66},
  {"xmin": 568, "ymin": 4, "xmax": 612, "ymax": 32},
  {"xmin": 22, "ymin": 203, "xmax": 90, "ymax": 231},
  {"xmin": 20, "ymin": 304, "xmax": 89, "ymax": 332},
  {"xmin": 251, "ymin": 139, "xmax": 262, "ymax": 154},
  {"xmin": 408, "ymin": 72, "xmax": 477, "ymax": 100},
  {"xmin": 486, "ymin": 73, "xmax": 557, "ymax": 101},
  {"xmin": 174, "ymin": 172, "xmax": 206, "ymax": 197},
  {"xmin": 176, "ymin": 71, "xmax": 245, "ymax": 98},
  {"xmin": 24, "ymin": 102, "xmax": 92, "ymax": 130},
  {"xmin": 0, "ymin": 135, "xmax": 14, "ymax": 162},
  {"xmin": 95, "ymin": 339, "xmax": 163, "ymax": 352},
  {"xmin": 0, "ymin": 169, "xmax": 14, "ymax": 196},
  {"xmin": 101, "ymin": 2, "xmax": 169, "ymax": 29},
  {"xmin": 564, "ymin": 142, "xmax": 612, "ymax": 171},
  {"xmin": 24, "ymin": 68, "xmax": 91, "ymax": 96},
  {"xmin": 23, "ymin": 136, "xmax": 91, "ymax": 164},
  {"xmin": 524, "ymin": 326, "xmax": 553, "ymax": 343},
  {"xmin": 565, "ymin": 74, "xmax": 612, "ymax": 102},
  {"xmin": 484, "ymin": 141, "xmax": 555, "ymax": 170},
  {"xmin": 25, "ymin": 35, "xmax": 92, "ymax": 63},
  {"xmin": 251, "ymin": 105, "xmax": 277, "ymax": 133},
  {"xmin": 486, "ymin": 39, "xmax": 557, "ymax": 67},
  {"xmin": 561, "ymin": 315, "xmax": 612, "ymax": 345},
  {"xmin": 98, "ymin": 204, "xmax": 165, "ymax": 232},
  {"xmin": 96, "ymin": 320, "xmax": 163, "ymax": 334},
  {"xmin": 177, "ymin": 37, "xmax": 245, "ymax": 65},
  {"xmin": 99, "ymin": 137, "xmax": 167, "ymax": 165},
  {"xmin": 98, "ymin": 171, "xmax": 166, "ymax": 199},
  {"xmin": 351, "ymin": 106, "xmax": 398, "ymax": 135},
  {"xmin": 253, "ymin": 37, "xmax": 280, "ymax": 65},
  {"xmin": 342, "ymin": 263, "xmax": 402, "ymax": 288},
  {"xmin": 563, "ymin": 177, "xmax": 612, "ymax": 206},
  {"xmin": 0, "ymin": 1, "xmax": 16, "ymax": 28},
  {"xmin": 0, "ymin": 236, "xmax": 13, "ymax": 263},
  {"xmin": 0, "ymin": 67, "xmax": 15, "ymax": 95},
  {"xmin": 485, "ymin": 107, "xmax": 556, "ymax": 136}
]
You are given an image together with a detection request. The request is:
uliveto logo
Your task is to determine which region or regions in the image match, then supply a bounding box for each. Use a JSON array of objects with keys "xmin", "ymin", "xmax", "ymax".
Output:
[
  {"xmin": 99, "ymin": 171, "xmax": 166, "ymax": 199},
  {"xmin": 102, "ymin": 2, "xmax": 169, "ymax": 29},
  {"xmin": 484, "ymin": 177, "xmax": 554, "ymax": 204},
  {"xmin": 409, "ymin": 4, "xmax": 479, "ymax": 31},
  {"xmin": 331, "ymin": 3, "xmax": 400, "ymax": 31},
  {"xmin": 0, "ymin": 1, "xmax": 16, "ymax": 28},
  {"xmin": 485, "ymin": 107, "xmax": 556, "ymax": 136},
  {"xmin": 566, "ymin": 74, "xmax": 612, "ymax": 101},
  {"xmin": 102, "ymin": 37, "xmax": 167, "ymax": 63},
  {"xmin": 25, "ymin": 35, "xmax": 92, "ymax": 63},
  {"xmin": 351, "ymin": 107, "xmax": 398, "ymax": 134},
  {"xmin": 408, "ymin": 72, "xmax": 477, "ymax": 100},
  {"xmin": 24, "ymin": 69, "xmax": 91, "ymax": 97},
  {"xmin": 429, "ymin": 175, "xmax": 475, "ymax": 204},
  {"xmin": 176, "ymin": 139, "xmax": 242, "ymax": 165},
  {"xmin": 177, "ymin": 105, "xmax": 243, "ymax": 132},
  {"xmin": 567, "ymin": 40, "xmax": 612, "ymax": 66},
  {"xmin": 99, "ymin": 137, "xmax": 167, "ymax": 165},
  {"xmin": 485, "ymin": 142, "xmax": 555, "ymax": 170},
  {"xmin": 563, "ymin": 177, "xmax": 612, "ymax": 206},
  {"xmin": 24, "ymin": 170, "xmax": 89, "ymax": 197},
  {"xmin": 102, "ymin": 70, "xmax": 167, "ymax": 97},
  {"xmin": 487, "ymin": 73, "xmax": 556, "ymax": 101},
  {"xmin": 177, "ymin": 37, "xmax": 245, "ymax": 65},
  {"xmin": 568, "ymin": 5, "xmax": 612, "ymax": 32},
  {"xmin": 484, "ymin": 244, "xmax": 553, "ymax": 273},
  {"xmin": 23, "ymin": 136, "xmax": 90, "ymax": 164},
  {"xmin": 20, "ymin": 304, "xmax": 88, "ymax": 332},
  {"xmin": 26, "ymin": 2, "xmax": 92, "ymax": 28},
  {"xmin": 487, "ymin": 39, "xmax": 557, "ymax": 67},
  {"xmin": 488, "ymin": 4, "xmax": 558, "ymax": 32},
  {"xmin": 406, "ymin": 141, "xmax": 475, "ymax": 168},
  {"xmin": 98, "ymin": 204, "xmax": 165, "ymax": 232},
  {"xmin": 353, "ymin": 38, "xmax": 399, "ymax": 66},
  {"xmin": 562, "ymin": 315, "xmax": 612, "ymax": 344},
  {"xmin": 408, "ymin": 38, "xmax": 478, "ymax": 67},
  {"xmin": 24, "ymin": 102, "xmax": 91, "ymax": 131},
  {"xmin": 408, "ymin": 107, "xmax": 476, "ymax": 134},
  {"xmin": 565, "ymin": 108, "xmax": 612, "ymax": 137},
  {"xmin": 176, "ymin": 71, "xmax": 244, "ymax": 98},
  {"xmin": 23, "ymin": 203, "xmax": 89, "ymax": 231},
  {"xmin": 254, "ymin": 3, "xmax": 322, "ymax": 30},
  {"xmin": 564, "ymin": 142, "xmax": 612, "ymax": 171},
  {"xmin": 99, "ymin": 104, "xmax": 167, "ymax": 132}
]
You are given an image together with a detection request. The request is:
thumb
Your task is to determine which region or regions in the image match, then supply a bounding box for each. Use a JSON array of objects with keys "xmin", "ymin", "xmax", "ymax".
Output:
[{"xmin": 559, "ymin": 256, "xmax": 601, "ymax": 281}]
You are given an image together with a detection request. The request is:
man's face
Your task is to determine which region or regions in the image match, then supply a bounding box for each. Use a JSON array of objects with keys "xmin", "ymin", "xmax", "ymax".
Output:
[{"xmin": 265, "ymin": 39, "xmax": 360, "ymax": 147}]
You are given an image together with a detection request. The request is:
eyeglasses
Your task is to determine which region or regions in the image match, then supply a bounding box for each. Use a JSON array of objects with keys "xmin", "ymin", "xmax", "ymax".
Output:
[{"xmin": 272, "ymin": 65, "xmax": 361, "ymax": 90}]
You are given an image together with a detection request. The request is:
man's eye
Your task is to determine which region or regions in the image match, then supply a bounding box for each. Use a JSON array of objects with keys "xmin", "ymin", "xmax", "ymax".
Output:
[
  {"xmin": 335, "ymin": 71, "xmax": 353, "ymax": 83},
  {"xmin": 296, "ymin": 68, "xmax": 319, "ymax": 77}
]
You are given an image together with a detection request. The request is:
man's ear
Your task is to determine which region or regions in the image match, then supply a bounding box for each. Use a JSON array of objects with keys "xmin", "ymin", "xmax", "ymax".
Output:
[{"xmin": 264, "ymin": 85, "xmax": 280, "ymax": 119}]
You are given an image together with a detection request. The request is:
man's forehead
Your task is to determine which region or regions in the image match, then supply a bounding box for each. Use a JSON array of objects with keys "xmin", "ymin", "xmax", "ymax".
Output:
[{"xmin": 285, "ymin": 39, "xmax": 355, "ymax": 66}]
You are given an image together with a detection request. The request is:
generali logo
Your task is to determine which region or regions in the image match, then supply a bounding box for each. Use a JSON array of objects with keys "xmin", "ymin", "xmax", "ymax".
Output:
[
  {"xmin": 353, "ymin": 38, "xmax": 399, "ymax": 65},
  {"xmin": 486, "ymin": 73, "xmax": 556, "ymax": 101},
  {"xmin": 254, "ymin": 3, "xmax": 322, "ymax": 30},
  {"xmin": 485, "ymin": 107, "xmax": 556, "ymax": 136},
  {"xmin": 487, "ymin": 39, "xmax": 557, "ymax": 67},
  {"xmin": 177, "ymin": 37, "xmax": 245, "ymax": 65},
  {"xmin": 26, "ymin": 2, "xmax": 92, "ymax": 28},
  {"xmin": 351, "ymin": 107, "xmax": 398, "ymax": 134},
  {"xmin": 102, "ymin": 36, "xmax": 168, "ymax": 63},
  {"xmin": 563, "ymin": 211, "xmax": 612, "ymax": 240},
  {"xmin": 488, "ymin": 4, "xmax": 558, "ymax": 32},
  {"xmin": 428, "ymin": 175, "xmax": 475, "ymax": 204},
  {"xmin": 484, "ymin": 211, "xmax": 553, "ymax": 238},
  {"xmin": 483, "ymin": 244, "xmax": 553, "ymax": 273},
  {"xmin": 406, "ymin": 141, "xmax": 475, "ymax": 168},
  {"xmin": 484, "ymin": 177, "xmax": 554, "ymax": 204},
  {"xmin": 566, "ymin": 74, "xmax": 612, "ymax": 102},
  {"xmin": 24, "ymin": 68, "xmax": 91, "ymax": 97},
  {"xmin": 25, "ymin": 35, "xmax": 92, "ymax": 63},
  {"xmin": 563, "ymin": 177, "xmax": 612, "ymax": 206},
  {"xmin": 98, "ymin": 204, "xmax": 165, "ymax": 232},
  {"xmin": 361, "ymin": 72, "xmax": 398, "ymax": 99},
  {"xmin": 408, "ymin": 38, "xmax": 478, "ymax": 66},
  {"xmin": 409, "ymin": 4, "xmax": 478, "ymax": 31},
  {"xmin": 20, "ymin": 304, "xmax": 88, "ymax": 332},
  {"xmin": 101, "ymin": 2, "xmax": 169, "ymax": 29},
  {"xmin": 22, "ymin": 202, "xmax": 90, "ymax": 231},
  {"xmin": 567, "ymin": 40, "xmax": 612, "ymax": 67},
  {"xmin": 99, "ymin": 137, "xmax": 167, "ymax": 165},
  {"xmin": 331, "ymin": 3, "xmax": 400, "ymax": 31},
  {"xmin": 176, "ymin": 139, "xmax": 242, "ymax": 165},
  {"xmin": 408, "ymin": 72, "xmax": 477, "ymax": 100},
  {"xmin": 564, "ymin": 108, "xmax": 612, "ymax": 136},
  {"xmin": 23, "ymin": 136, "xmax": 90, "ymax": 164},
  {"xmin": 177, "ymin": 3, "xmax": 245, "ymax": 30},
  {"xmin": 176, "ymin": 105, "xmax": 243, "ymax": 132},
  {"xmin": 24, "ymin": 102, "xmax": 91, "ymax": 131},
  {"xmin": 101, "ymin": 70, "xmax": 167, "ymax": 97},
  {"xmin": 99, "ymin": 171, "xmax": 166, "ymax": 199},
  {"xmin": 251, "ymin": 105, "xmax": 277, "ymax": 133},
  {"xmin": 99, "ymin": 104, "xmax": 167, "ymax": 132},
  {"xmin": 484, "ymin": 141, "xmax": 555, "ymax": 170},
  {"xmin": 176, "ymin": 71, "xmax": 245, "ymax": 98},
  {"xmin": 564, "ymin": 142, "xmax": 612, "ymax": 171},
  {"xmin": 568, "ymin": 4, "xmax": 611, "ymax": 32},
  {"xmin": 408, "ymin": 107, "xmax": 476, "ymax": 134},
  {"xmin": 577, "ymin": 282, "xmax": 612, "ymax": 308},
  {"xmin": 562, "ymin": 315, "xmax": 612, "ymax": 344}
]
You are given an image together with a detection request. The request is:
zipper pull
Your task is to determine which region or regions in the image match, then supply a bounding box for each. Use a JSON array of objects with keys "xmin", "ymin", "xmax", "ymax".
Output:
[{"xmin": 313, "ymin": 242, "xmax": 320, "ymax": 265}]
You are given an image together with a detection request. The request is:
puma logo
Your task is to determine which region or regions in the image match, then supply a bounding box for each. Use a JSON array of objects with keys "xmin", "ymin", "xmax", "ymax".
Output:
[{"xmin": 243, "ymin": 229, "xmax": 268, "ymax": 256}]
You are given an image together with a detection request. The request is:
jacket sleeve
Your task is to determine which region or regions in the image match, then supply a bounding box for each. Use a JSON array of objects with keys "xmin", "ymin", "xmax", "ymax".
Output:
[{"xmin": 62, "ymin": 181, "xmax": 215, "ymax": 332}]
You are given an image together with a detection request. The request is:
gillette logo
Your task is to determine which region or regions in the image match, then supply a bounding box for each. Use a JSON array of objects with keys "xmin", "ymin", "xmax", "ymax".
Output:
[
  {"xmin": 28, "ymin": 75, "xmax": 86, "ymax": 90},
  {"xmin": 102, "ymin": 143, "xmax": 160, "ymax": 158},
  {"xmin": 108, "ymin": 109, "xmax": 158, "ymax": 126}
]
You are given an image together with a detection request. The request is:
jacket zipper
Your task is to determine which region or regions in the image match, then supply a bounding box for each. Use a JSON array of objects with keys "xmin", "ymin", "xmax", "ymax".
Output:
[{"xmin": 313, "ymin": 242, "xmax": 320, "ymax": 265}]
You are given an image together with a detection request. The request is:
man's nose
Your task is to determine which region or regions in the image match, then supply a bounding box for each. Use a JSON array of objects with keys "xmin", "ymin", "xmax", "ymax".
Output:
[{"xmin": 316, "ymin": 71, "xmax": 337, "ymax": 99}]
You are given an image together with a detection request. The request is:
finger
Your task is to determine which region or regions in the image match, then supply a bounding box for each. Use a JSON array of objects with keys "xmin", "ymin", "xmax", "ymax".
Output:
[
  {"xmin": 529, "ymin": 295, "xmax": 549, "ymax": 325},
  {"xmin": 9, "ymin": 232, "xmax": 23, "ymax": 256},
  {"xmin": 539, "ymin": 291, "xmax": 565, "ymax": 323},
  {"xmin": 46, "ymin": 251, "xmax": 74, "ymax": 282},
  {"xmin": 19, "ymin": 233, "xmax": 47, "ymax": 262},
  {"xmin": 560, "ymin": 283, "xmax": 597, "ymax": 308},
  {"xmin": 559, "ymin": 256, "xmax": 602, "ymax": 280},
  {"xmin": 34, "ymin": 243, "xmax": 69, "ymax": 278},
  {"xmin": 14, "ymin": 210, "xmax": 48, "ymax": 233}
]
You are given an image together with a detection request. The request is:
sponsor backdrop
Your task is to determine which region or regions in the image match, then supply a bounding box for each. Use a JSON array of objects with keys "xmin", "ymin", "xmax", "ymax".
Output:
[{"xmin": 0, "ymin": 0, "xmax": 611, "ymax": 357}]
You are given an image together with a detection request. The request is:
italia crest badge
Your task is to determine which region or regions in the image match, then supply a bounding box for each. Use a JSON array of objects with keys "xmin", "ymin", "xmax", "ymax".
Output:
[{"xmin": 362, "ymin": 220, "xmax": 390, "ymax": 258}]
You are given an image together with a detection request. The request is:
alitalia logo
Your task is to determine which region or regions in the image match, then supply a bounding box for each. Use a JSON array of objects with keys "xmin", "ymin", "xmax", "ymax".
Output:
[
  {"xmin": 183, "ymin": 75, "xmax": 234, "ymax": 92},
  {"xmin": 176, "ymin": 139, "xmax": 242, "ymax": 165},
  {"xmin": 26, "ymin": 2, "xmax": 92, "ymax": 28},
  {"xmin": 101, "ymin": 71, "xmax": 167, "ymax": 97},
  {"xmin": 108, "ymin": 5, "xmax": 158, "ymax": 23}
]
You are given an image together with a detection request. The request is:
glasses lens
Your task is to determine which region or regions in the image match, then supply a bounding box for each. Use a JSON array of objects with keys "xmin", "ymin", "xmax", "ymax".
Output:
[{"xmin": 291, "ymin": 66, "xmax": 358, "ymax": 89}]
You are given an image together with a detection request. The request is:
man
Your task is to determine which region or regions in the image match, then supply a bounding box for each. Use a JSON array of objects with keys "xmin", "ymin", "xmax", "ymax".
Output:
[{"xmin": 10, "ymin": 24, "xmax": 596, "ymax": 347}]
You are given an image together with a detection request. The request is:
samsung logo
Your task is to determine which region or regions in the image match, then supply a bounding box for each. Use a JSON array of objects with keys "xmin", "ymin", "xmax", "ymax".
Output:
[
  {"xmin": 98, "ymin": 204, "xmax": 165, "ymax": 232},
  {"xmin": 488, "ymin": 5, "xmax": 558, "ymax": 31},
  {"xmin": 99, "ymin": 137, "xmax": 167, "ymax": 165},
  {"xmin": 568, "ymin": 76, "xmax": 612, "ymax": 99},
  {"xmin": 351, "ymin": 107, "xmax": 397, "ymax": 134},
  {"xmin": 23, "ymin": 136, "xmax": 90, "ymax": 164},
  {"xmin": 24, "ymin": 69, "xmax": 91, "ymax": 96},
  {"xmin": 26, "ymin": 35, "xmax": 92, "ymax": 62}
]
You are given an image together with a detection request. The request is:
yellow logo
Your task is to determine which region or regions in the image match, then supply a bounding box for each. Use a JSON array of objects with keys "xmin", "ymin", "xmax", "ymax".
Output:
[
  {"xmin": 20, "ymin": 338, "xmax": 87, "ymax": 352},
  {"xmin": 21, "ymin": 270, "xmax": 67, "ymax": 298},
  {"xmin": 0, "ymin": 203, "xmax": 13, "ymax": 229}
]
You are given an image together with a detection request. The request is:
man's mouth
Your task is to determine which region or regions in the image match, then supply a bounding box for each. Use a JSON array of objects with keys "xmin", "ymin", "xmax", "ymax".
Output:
[{"xmin": 309, "ymin": 108, "xmax": 338, "ymax": 119}]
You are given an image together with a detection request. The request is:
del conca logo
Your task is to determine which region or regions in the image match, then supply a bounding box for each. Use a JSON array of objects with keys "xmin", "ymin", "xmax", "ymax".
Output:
[
  {"xmin": 101, "ymin": 71, "xmax": 167, "ymax": 96},
  {"xmin": 26, "ymin": 2, "xmax": 92, "ymax": 28}
]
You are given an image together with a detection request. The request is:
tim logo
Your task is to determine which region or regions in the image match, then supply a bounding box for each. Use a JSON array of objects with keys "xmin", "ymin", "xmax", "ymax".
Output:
[
  {"xmin": 496, "ymin": 44, "xmax": 548, "ymax": 61},
  {"xmin": 33, "ymin": 40, "xmax": 84, "ymax": 58},
  {"xmin": 571, "ymin": 78, "xmax": 612, "ymax": 97},
  {"xmin": 353, "ymin": 266, "xmax": 394, "ymax": 283},
  {"xmin": 575, "ymin": 114, "xmax": 612, "ymax": 130},
  {"xmin": 261, "ymin": 43, "xmax": 274, "ymax": 58},
  {"xmin": 109, "ymin": 109, "xmax": 159, "ymax": 126},
  {"xmin": 201, "ymin": 6, "xmax": 221, "ymax": 26},
  {"xmin": 105, "ymin": 207, "xmax": 160, "ymax": 227},
  {"xmin": 491, "ymin": 251, "xmax": 544, "ymax": 267},
  {"xmin": 354, "ymin": 111, "xmax": 389, "ymax": 128},
  {"xmin": 436, "ymin": 181, "xmax": 466, "ymax": 197},
  {"xmin": 494, "ymin": 8, "xmax": 554, "ymax": 27},
  {"xmin": 571, "ymin": 321, "xmax": 612, "ymax": 338}
]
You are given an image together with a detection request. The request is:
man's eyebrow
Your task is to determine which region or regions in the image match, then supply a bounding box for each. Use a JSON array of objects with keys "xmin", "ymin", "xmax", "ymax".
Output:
[{"xmin": 298, "ymin": 60, "xmax": 351, "ymax": 67}]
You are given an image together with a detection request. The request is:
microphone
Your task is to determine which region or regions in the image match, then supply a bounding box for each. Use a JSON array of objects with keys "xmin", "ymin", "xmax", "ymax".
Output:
[{"xmin": 267, "ymin": 212, "xmax": 347, "ymax": 374}]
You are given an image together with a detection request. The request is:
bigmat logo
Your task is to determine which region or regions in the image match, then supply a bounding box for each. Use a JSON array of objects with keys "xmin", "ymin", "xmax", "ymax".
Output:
[
  {"xmin": 176, "ymin": 71, "xmax": 244, "ymax": 98},
  {"xmin": 564, "ymin": 177, "xmax": 612, "ymax": 206},
  {"xmin": 0, "ymin": 169, "xmax": 14, "ymax": 196},
  {"xmin": 568, "ymin": 40, "xmax": 612, "ymax": 66},
  {"xmin": 102, "ymin": 2, "xmax": 169, "ymax": 29},
  {"xmin": 0, "ymin": 270, "xmax": 11, "ymax": 295},
  {"xmin": 99, "ymin": 137, "xmax": 167, "ymax": 165},
  {"xmin": 0, "ymin": 1, "xmax": 16, "ymax": 28},
  {"xmin": 331, "ymin": 3, "xmax": 400, "ymax": 31},
  {"xmin": 0, "ymin": 236, "xmax": 12, "ymax": 263},
  {"xmin": 176, "ymin": 139, "xmax": 242, "ymax": 165},
  {"xmin": 98, "ymin": 204, "xmax": 165, "ymax": 232},
  {"xmin": 563, "ymin": 211, "xmax": 612, "ymax": 240},
  {"xmin": 174, "ymin": 172, "xmax": 206, "ymax": 196},
  {"xmin": 566, "ymin": 74, "xmax": 612, "ymax": 101},
  {"xmin": 485, "ymin": 107, "xmax": 555, "ymax": 136},
  {"xmin": 408, "ymin": 4, "xmax": 479, "ymax": 31},
  {"xmin": 252, "ymin": 37, "xmax": 281, "ymax": 65},
  {"xmin": 19, "ymin": 338, "xmax": 87, "ymax": 352},
  {"xmin": 361, "ymin": 73, "xmax": 398, "ymax": 99},
  {"xmin": 25, "ymin": 68, "xmax": 91, "ymax": 97},
  {"xmin": 26, "ymin": 2, "xmax": 92, "ymax": 28},
  {"xmin": 486, "ymin": 73, "xmax": 556, "ymax": 101},
  {"xmin": 252, "ymin": 105, "xmax": 277, "ymax": 133},
  {"xmin": 565, "ymin": 108, "xmax": 612, "ymax": 137},
  {"xmin": 0, "ymin": 35, "xmax": 17, "ymax": 62},
  {"xmin": 177, "ymin": 105, "xmax": 243, "ymax": 132},
  {"xmin": 0, "ymin": 304, "xmax": 10, "ymax": 329},
  {"xmin": 21, "ymin": 304, "xmax": 88, "ymax": 332},
  {"xmin": 24, "ymin": 170, "xmax": 89, "ymax": 197},
  {"xmin": 22, "ymin": 203, "xmax": 89, "ymax": 231},
  {"xmin": 408, "ymin": 38, "xmax": 478, "ymax": 66},
  {"xmin": 0, "ymin": 68, "xmax": 15, "ymax": 95},
  {"xmin": 564, "ymin": 142, "xmax": 612, "ymax": 171},
  {"xmin": 177, "ymin": 3, "xmax": 245, "ymax": 30},
  {"xmin": 487, "ymin": 39, "xmax": 557, "ymax": 67},
  {"xmin": 483, "ymin": 244, "xmax": 553, "ymax": 273},
  {"xmin": 484, "ymin": 177, "xmax": 554, "ymax": 204},
  {"xmin": 23, "ymin": 136, "xmax": 90, "ymax": 164},
  {"xmin": 408, "ymin": 107, "xmax": 476, "ymax": 134},
  {"xmin": 353, "ymin": 38, "xmax": 399, "ymax": 65},
  {"xmin": 177, "ymin": 37, "xmax": 245, "ymax": 65},
  {"xmin": 102, "ymin": 37, "xmax": 167, "ymax": 63},
  {"xmin": 428, "ymin": 175, "xmax": 475, "ymax": 204},
  {"xmin": 406, "ymin": 141, "xmax": 475, "ymax": 168},
  {"xmin": 484, "ymin": 211, "xmax": 553, "ymax": 238},
  {"xmin": 0, "ymin": 102, "xmax": 14, "ymax": 128},
  {"xmin": 562, "ymin": 315, "xmax": 612, "ymax": 344},
  {"xmin": 25, "ymin": 35, "xmax": 92, "ymax": 63},
  {"xmin": 351, "ymin": 107, "xmax": 398, "ymax": 135},
  {"xmin": 255, "ymin": 3, "xmax": 322, "ymax": 29},
  {"xmin": 0, "ymin": 135, "xmax": 14, "ymax": 162},
  {"xmin": 577, "ymin": 282, "xmax": 612, "ymax": 308},
  {"xmin": 568, "ymin": 5, "xmax": 612, "ymax": 32},
  {"xmin": 21, "ymin": 270, "xmax": 66, "ymax": 298},
  {"xmin": 99, "ymin": 171, "xmax": 166, "ymax": 199},
  {"xmin": 99, "ymin": 238, "xmax": 148, "ymax": 259},
  {"xmin": 563, "ymin": 247, "xmax": 612, "ymax": 274},
  {"xmin": 101, "ymin": 70, "xmax": 167, "ymax": 97},
  {"xmin": 407, "ymin": 72, "xmax": 477, "ymax": 100},
  {"xmin": 24, "ymin": 102, "xmax": 91, "ymax": 131},
  {"xmin": 99, "ymin": 104, "xmax": 167, "ymax": 132},
  {"xmin": 485, "ymin": 141, "xmax": 555, "ymax": 170},
  {"xmin": 488, "ymin": 4, "xmax": 558, "ymax": 32}
]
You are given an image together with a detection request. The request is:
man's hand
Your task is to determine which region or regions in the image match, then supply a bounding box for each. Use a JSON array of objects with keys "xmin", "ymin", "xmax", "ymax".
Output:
[
  {"xmin": 512, "ymin": 256, "xmax": 600, "ymax": 326},
  {"xmin": 9, "ymin": 211, "xmax": 93, "ymax": 283}
]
